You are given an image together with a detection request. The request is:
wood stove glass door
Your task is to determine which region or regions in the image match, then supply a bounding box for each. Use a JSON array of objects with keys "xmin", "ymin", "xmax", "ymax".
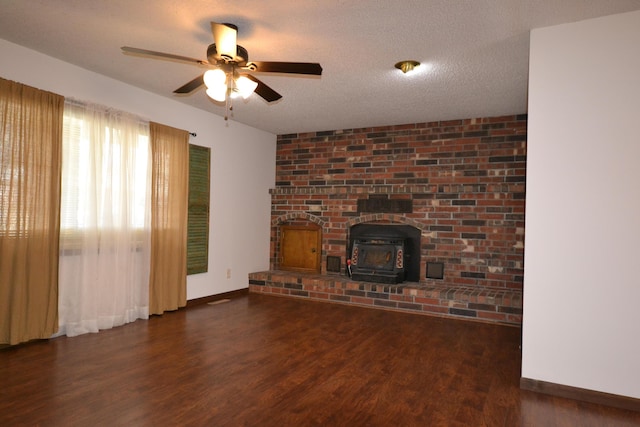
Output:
[{"xmin": 280, "ymin": 225, "xmax": 321, "ymax": 273}]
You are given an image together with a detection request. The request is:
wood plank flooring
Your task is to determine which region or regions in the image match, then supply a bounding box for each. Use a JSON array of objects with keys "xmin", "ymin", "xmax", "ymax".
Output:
[{"xmin": 1, "ymin": 294, "xmax": 639, "ymax": 426}]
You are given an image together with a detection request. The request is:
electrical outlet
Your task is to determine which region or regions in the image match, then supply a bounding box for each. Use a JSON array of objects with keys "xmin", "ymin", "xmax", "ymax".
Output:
[{"xmin": 226, "ymin": 268, "xmax": 231, "ymax": 279}]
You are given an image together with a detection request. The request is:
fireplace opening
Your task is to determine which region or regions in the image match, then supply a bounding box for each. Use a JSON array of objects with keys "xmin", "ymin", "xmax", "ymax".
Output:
[{"xmin": 348, "ymin": 224, "xmax": 420, "ymax": 284}]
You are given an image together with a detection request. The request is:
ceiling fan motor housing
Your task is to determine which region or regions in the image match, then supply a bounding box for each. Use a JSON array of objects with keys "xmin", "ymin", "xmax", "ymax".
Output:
[{"xmin": 207, "ymin": 43, "xmax": 248, "ymax": 66}]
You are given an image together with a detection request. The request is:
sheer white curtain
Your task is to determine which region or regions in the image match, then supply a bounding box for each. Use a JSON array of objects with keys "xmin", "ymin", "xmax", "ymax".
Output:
[{"xmin": 57, "ymin": 101, "xmax": 151, "ymax": 337}]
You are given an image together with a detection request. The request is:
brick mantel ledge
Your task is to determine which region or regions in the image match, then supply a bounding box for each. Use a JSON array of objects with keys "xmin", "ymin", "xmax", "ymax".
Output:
[
  {"xmin": 269, "ymin": 184, "xmax": 434, "ymax": 195},
  {"xmin": 249, "ymin": 270, "xmax": 522, "ymax": 326}
]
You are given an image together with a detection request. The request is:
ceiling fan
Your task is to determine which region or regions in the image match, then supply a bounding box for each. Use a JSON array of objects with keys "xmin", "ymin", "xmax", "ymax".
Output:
[{"xmin": 122, "ymin": 22, "xmax": 322, "ymax": 118}]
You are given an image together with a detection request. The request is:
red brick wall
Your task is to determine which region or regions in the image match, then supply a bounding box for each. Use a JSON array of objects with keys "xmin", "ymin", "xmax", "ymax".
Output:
[{"xmin": 270, "ymin": 114, "xmax": 526, "ymax": 291}]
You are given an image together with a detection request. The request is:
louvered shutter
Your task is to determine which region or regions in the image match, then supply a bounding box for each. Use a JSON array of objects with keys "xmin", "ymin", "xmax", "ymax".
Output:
[{"xmin": 187, "ymin": 144, "xmax": 210, "ymax": 274}]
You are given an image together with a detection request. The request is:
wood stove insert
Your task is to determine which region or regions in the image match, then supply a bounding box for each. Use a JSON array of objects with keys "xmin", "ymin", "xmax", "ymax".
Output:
[{"xmin": 348, "ymin": 223, "xmax": 421, "ymax": 284}]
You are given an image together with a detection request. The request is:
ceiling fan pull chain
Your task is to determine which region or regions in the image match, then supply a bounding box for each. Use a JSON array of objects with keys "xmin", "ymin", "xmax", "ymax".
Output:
[{"xmin": 224, "ymin": 73, "xmax": 231, "ymax": 120}]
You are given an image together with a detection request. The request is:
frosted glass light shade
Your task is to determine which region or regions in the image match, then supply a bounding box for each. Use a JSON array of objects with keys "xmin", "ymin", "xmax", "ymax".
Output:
[
  {"xmin": 206, "ymin": 85, "xmax": 227, "ymax": 102},
  {"xmin": 235, "ymin": 76, "xmax": 258, "ymax": 99},
  {"xmin": 203, "ymin": 69, "xmax": 226, "ymax": 88}
]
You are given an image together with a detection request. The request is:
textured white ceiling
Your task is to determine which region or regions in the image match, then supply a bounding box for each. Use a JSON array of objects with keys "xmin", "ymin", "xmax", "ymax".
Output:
[{"xmin": 1, "ymin": 1, "xmax": 639, "ymax": 134}]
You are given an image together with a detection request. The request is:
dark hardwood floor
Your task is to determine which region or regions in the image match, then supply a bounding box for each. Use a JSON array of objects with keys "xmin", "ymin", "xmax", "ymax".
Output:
[{"xmin": 1, "ymin": 294, "xmax": 639, "ymax": 426}]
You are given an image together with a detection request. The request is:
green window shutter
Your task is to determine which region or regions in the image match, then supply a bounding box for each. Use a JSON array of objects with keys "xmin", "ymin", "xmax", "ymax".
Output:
[{"xmin": 187, "ymin": 144, "xmax": 210, "ymax": 275}]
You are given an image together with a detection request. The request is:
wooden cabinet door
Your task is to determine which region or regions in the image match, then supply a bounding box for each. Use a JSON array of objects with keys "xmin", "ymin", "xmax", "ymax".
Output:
[{"xmin": 280, "ymin": 225, "xmax": 321, "ymax": 273}]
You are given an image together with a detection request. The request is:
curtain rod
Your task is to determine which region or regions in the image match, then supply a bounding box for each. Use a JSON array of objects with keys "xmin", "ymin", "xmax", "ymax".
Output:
[{"xmin": 65, "ymin": 97, "xmax": 197, "ymax": 137}]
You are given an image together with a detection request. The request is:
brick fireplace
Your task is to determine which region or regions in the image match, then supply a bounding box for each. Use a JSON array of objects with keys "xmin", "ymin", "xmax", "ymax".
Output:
[{"xmin": 249, "ymin": 114, "xmax": 526, "ymax": 325}]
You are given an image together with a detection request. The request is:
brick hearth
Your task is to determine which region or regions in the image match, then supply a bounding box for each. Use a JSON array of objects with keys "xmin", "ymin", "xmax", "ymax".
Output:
[
  {"xmin": 249, "ymin": 271, "xmax": 522, "ymax": 325},
  {"xmin": 250, "ymin": 114, "xmax": 526, "ymax": 325}
]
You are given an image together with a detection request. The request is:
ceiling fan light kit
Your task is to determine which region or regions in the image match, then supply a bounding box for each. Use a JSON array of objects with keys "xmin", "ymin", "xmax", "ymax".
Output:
[
  {"xmin": 395, "ymin": 60, "xmax": 420, "ymax": 74},
  {"xmin": 121, "ymin": 22, "xmax": 322, "ymax": 121},
  {"xmin": 203, "ymin": 69, "xmax": 258, "ymax": 103}
]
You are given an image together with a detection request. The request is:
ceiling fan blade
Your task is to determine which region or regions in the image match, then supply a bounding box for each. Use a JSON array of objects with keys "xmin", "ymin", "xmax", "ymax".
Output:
[
  {"xmin": 174, "ymin": 74, "xmax": 205, "ymax": 94},
  {"xmin": 211, "ymin": 22, "xmax": 237, "ymax": 59},
  {"xmin": 244, "ymin": 75, "xmax": 282, "ymax": 103},
  {"xmin": 121, "ymin": 46, "xmax": 209, "ymax": 66},
  {"xmin": 246, "ymin": 61, "xmax": 322, "ymax": 75}
]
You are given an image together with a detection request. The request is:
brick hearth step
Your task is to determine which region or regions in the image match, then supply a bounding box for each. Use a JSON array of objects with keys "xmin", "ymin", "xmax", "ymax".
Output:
[{"xmin": 248, "ymin": 270, "xmax": 522, "ymax": 326}]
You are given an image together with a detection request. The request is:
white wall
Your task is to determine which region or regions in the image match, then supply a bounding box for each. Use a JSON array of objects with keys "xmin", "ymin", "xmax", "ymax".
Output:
[
  {"xmin": 522, "ymin": 11, "xmax": 640, "ymax": 399},
  {"xmin": 0, "ymin": 39, "xmax": 276, "ymax": 300}
]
